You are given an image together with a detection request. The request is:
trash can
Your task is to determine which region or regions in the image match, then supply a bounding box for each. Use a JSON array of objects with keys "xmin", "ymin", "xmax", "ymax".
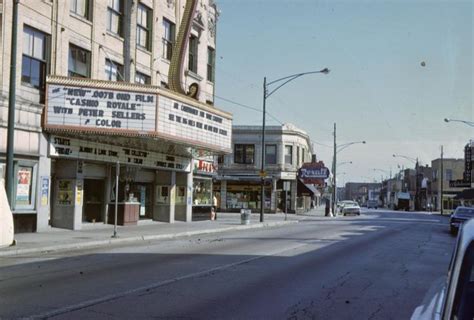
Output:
[{"xmin": 240, "ymin": 209, "xmax": 251, "ymax": 225}]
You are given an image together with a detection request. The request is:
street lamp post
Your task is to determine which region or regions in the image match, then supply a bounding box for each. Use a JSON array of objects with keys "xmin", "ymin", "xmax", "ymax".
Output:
[
  {"xmin": 332, "ymin": 127, "xmax": 366, "ymax": 215},
  {"xmin": 260, "ymin": 68, "xmax": 329, "ymax": 222},
  {"xmin": 393, "ymin": 154, "xmax": 420, "ymax": 210},
  {"xmin": 444, "ymin": 118, "xmax": 474, "ymax": 127}
]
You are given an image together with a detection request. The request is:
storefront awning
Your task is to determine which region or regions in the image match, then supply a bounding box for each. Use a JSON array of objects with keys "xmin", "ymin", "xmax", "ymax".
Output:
[
  {"xmin": 454, "ymin": 188, "xmax": 474, "ymax": 200},
  {"xmin": 297, "ymin": 179, "xmax": 319, "ymax": 196}
]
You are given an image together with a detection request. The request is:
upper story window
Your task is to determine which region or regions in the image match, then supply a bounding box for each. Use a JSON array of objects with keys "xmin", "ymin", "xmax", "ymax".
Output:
[
  {"xmin": 302, "ymin": 148, "xmax": 306, "ymax": 163},
  {"xmin": 446, "ymin": 169, "xmax": 453, "ymax": 181},
  {"xmin": 207, "ymin": 47, "xmax": 215, "ymax": 82},
  {"xmin": 105, "ymin": 59, "xmax": 123, "ymax": 81},
  {"xmin": 22, "ymin": 26, "xmax": 48, "ymax": 92},
  {"xmin": 107, "ymin": 0, "xmax": 123, "ymax": 36},
  {"xmin": 297, "ymin": 147, "xmax": 300, "ymax": 166},
  {"xmin": 135, "ymin": 71, "xmax": 150, "ymax": 84},
  {"xmin": 218, "ymin": 155, "xmax": 225, "ymax": 164},
  {"xmin": 265, "ymin": 145, "xmax": 277, "ymax": 165},
  {"xmin": 234, "ymin": 144, "xmax": 255, "ymax": 165},
  {"xmin": 70, "ymin": 0, "xmax": 91, "ymax": 20},
  {"xmin": 188, "ymin": 35, "xmax": 198, "ymax": 73},
  {"xmin": 162, "ymin": 18, "xmax": 175, "ymax": 60},
  {"xmin": 68, "ymin": 44, "xmax": 91, "ymax": 78},
  {"xmin": 285, "ymin": 145, "xmax": 293, "ymax": 165},
  {"xmin": 137, "ymin": 3, "xmax": 151, "ymax": 50}
]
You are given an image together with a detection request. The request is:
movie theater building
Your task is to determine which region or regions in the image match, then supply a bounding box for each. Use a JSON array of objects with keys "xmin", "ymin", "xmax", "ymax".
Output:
[{"xmin": 0, "ymin": 0, "xmax": 227, "ymax": 231}]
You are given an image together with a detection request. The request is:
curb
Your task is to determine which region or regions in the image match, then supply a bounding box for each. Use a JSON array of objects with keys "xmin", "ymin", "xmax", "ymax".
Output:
[{"xmin": 0, "ymin": 220, "xmax": 298, "ymax": 257}]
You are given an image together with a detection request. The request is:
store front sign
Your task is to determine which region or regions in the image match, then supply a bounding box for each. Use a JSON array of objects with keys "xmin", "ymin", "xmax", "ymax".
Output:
[
  {"xmin": 158, "ymin": 95, "xmax": 232, "ymax": 152},
  {"xmin": 193, "ymin": 159, "xmax": 217, "ymax": 175},
  {"xmin": 298, "ymin": 161, "xmax": 330, "ymax": 185},
  {"xmin": 45, "ymin": 83, "xmax": 156, "ymax": 133},
  {"xmin": 449, "ymin": 180, "xmax": 470, "ymax": 188},
  {"xmin": 50, "ymin": 136, "xmax": 191, "ymax": 172}
]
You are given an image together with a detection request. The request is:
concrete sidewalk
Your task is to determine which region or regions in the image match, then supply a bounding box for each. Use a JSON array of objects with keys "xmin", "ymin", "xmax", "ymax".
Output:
[{"xmin": 0, "ymin": 208, "xmax": 328, "ymax": 257}]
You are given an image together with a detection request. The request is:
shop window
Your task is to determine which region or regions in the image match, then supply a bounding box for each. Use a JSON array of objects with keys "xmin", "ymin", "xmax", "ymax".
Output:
[
  {"xmin": 13, "ymin": 162, "xmax": 38, "ymax": 210},
  {"xmin": 68, "ymin": 44, "xmax": 91, "ymax": 78},
  {"xmin": 156, "ymin": 186, "xmax": 170, "ymax": 204},
  {"xmin": 137, "ymin": 3, "xmax": 152, "ymax": 50},
  {"xmin": 162, "ymin": 18, "xmax": 175, "ymax": 60},
  {"xmin": 265, "ymin": 144, "xmax": 277, "ymax": 165},
  {"xmin": 70, "ymin": 0, "xmax": 91, "ymax": 20},
  {"xmin": 176, "ymin": 186, "xmax": 186, "ymax": 205},
  {"xmin": 285, "ymin": 145, "xmax": 293, "ymax": 165},
  {"xmin": 193, "ymin": 179, "xmax": 212, "ymax": 205},
  {"xmin": 107, "ymin": 0, "xmax": 123, "ymax": 36},
  {"xmin": 234, "ymin": 144, "xmax": 255, "ymax": 164}
]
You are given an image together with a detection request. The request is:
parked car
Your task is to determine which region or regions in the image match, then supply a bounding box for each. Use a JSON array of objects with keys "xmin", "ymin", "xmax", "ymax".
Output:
[
  {"xmin": 367, "ymin": 200, "xmax": 378, "ymax": 209},
  {"xmin": 341, "ymin": 201, "xmax": 361, "ymax": 216},
  {"xmin": 411, "ymin": 219, "xmax": 474, "ymax": 320},
  {"xmin": 450, "ymin": 207, "xmax": 474, "ymax": 235},
  {"xmin": 337, "ymin": 201, "xmax": 353, "ymax": 213}
]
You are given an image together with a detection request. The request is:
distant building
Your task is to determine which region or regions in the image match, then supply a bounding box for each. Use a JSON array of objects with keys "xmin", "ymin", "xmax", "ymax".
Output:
[
  {"xmin": 431, "ymin": 158, "xmax": 464, "ymax": 212},
  {"xmin": 344, "ymin": 182, "xmax": 382, "ymax": 205},
  {"xmin": 216, "ymin": 124, "xmax": 320, "ymax": 213}
]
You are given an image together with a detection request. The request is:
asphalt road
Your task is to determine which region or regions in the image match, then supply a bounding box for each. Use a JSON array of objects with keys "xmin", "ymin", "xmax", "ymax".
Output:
[{"xmin": 0, "ymin": 210, "xmax": 455, "ymax": 320}]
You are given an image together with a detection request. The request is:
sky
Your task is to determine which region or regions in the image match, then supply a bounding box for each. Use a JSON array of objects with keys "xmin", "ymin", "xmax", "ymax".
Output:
[{"xmin": 213, "ymin": 0, "xmax": 473, "ymax": 183}]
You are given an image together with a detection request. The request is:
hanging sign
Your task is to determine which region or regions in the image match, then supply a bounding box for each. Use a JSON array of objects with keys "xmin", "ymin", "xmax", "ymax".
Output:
[{"xmin": 298, "ymin": 161, "xmax": 330, "ymax": 185}]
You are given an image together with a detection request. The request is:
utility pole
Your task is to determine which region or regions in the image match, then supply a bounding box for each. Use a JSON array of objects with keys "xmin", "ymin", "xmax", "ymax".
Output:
[
  {"xmin": 332, "ymin": 122, "xmax": 336, "ymax": 216},
  {"xmin": 5, "ymin": 0, "xmax": 20, "ymax": 206},
  {"xmin": 440, "ymin": 145, "xmax": 444, "ymax": 215},
  {"xmin": 260, "ymin": 77, "xmax": 266, "ymax": 223}
]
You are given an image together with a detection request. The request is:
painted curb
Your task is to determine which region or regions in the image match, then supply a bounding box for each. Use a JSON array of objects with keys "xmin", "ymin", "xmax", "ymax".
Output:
[{"xmin": 0, "ymin": 220, "xmax": 298, "ymax": 257}]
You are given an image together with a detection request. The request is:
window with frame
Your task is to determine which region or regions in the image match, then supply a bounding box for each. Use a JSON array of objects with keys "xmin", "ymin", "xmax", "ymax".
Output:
[
  {"xmin": 137, "ymin": 3, "xmax": 151, "ymax": 50},
  {"xmin": 207, "ymin": 47, "xmax": 215, "ymax": 82},
  {"xmin": 446, "ymin": 169, "xmax": 453, "ymax": 181},
  {"xmin": 135, "ymin": 71, "xmax": 150, "ymax": 84},
  {"xmin": 22, "ymin": 26, "xmax": 48, "ymax": 91},
  {"xmin": 234, "ymin": 144, "xmax": 255, "ymax": 164},
  {"xmin": 285, "ymin": 145, "xmax": 293, "ymax": 165},
  {"xmin": 188, "ymin": 35, "xmax": 198, "ymax": 73},
  {"xmin": 105, "ymin": 59, "xmax": 124, "ymax": 81},
  {"xmin": 70, "ymin": 0, "xmax": 91, "ymax": 20},
  {"xmin": 107, "ymin": 0, "xmax": 123, "ymax": 36},
  {"xmin": 162, "ymin": 18, "xmax": 175, "ymax": 60},
  {"xmin": 68, "ymin": 44, "xmax": 91, "ymax": 78},
  {"xmin": 302, "ymin": 148, "xmax": 306, "ymax": 163},
  {"xmin": 265, "ymin": 144, "xmax": 277, "ymax": 165},
  {"xmin": 297, "ymin": 146, "xmax": 300, "ymax": 166}
]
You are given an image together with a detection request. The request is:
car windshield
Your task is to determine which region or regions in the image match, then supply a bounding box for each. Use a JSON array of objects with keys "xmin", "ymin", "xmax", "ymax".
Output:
[{"xmin": 456, "ymin": 208, "xmax": 474, "ymax": 216}]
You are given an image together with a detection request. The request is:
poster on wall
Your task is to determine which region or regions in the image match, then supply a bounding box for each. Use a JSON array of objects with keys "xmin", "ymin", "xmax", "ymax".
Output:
[
  {"xmin": 57, "ymin": 180, "xmax": 73, "ymax": 206},
  {"xmin": 16, "ymin": 167, "xmax": 32, "ymax": 205},
  {"xmin": 76, "ymin": 180, "xmax": 83, "ymax": 206},
  {"xmin": 41, "ymin": 176, "xmax": 49, "ymax": 206}
]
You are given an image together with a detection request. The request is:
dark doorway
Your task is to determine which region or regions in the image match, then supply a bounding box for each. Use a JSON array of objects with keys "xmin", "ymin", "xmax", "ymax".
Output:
[{"xmin": 83, "ymin": 179, "xmax": 105, "ymax": 222}]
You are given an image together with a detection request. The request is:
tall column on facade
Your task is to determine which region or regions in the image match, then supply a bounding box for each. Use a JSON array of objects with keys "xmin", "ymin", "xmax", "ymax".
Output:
[
  {"xmin": 169, "ymin": 171, "xmax": 176, "ymax": 223},
  {"xmin": 291, "ymin": 180, "xmax": 297, "ymax": 212},
  {"xmin": 220, "ymin": 180, "xmax": 227, "ymax": 211},
  {"xmin": 185, "ymin": 170, "xmax": 193, "ymax": 222},
  {"xmin": 271, "ymin": 179, "xmax": 277, "ymax": 212}
]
